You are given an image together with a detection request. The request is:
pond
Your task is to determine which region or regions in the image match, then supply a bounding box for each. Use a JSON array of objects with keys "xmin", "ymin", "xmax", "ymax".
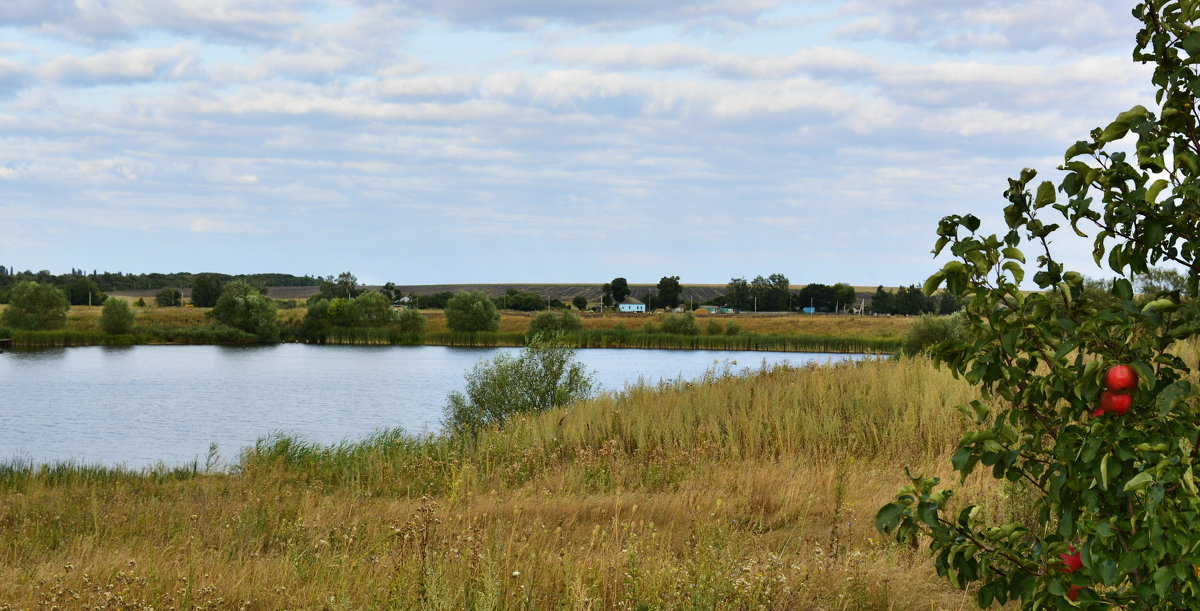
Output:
[{"xmin": 1, "ymin": 344, "xmax": 865, "ymax": 468}]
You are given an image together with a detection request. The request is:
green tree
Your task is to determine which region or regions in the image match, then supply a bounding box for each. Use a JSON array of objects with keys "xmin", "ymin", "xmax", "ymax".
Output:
[
  {"xmin": 445, "ymin": 290, "xmax": 500, "ymax": 333},
  {"xmin": 529, "ymin": 310, "xmax": 584, "ymax": 335},
  {"xmin": 724, "ymin": 277, "xmax": 750, "ymax": 311},
  {"xmin": 351, "ymin": 291, "xmax": 396, "ymax": 326},
  {"xmin": 62, "ymin": 276, "xmax": 106, "ymax": 306},
  {"xmin": 572, "ymin": 295, "xmax": 588, "ymax": 311},
  {"xmin": 99, "ymin": 297, "xmax": 136, "ymax": 334},
  {"xmin": 397, "ymin": 308, "xmax": 427, "ymax": 335},
  {"xmin": 155, "ymin": 287, "xmax": 182, "ymax": 307},
  {"xmin": 871, "ymin": 286, "xmax": 894, "ymax": 314},
  {"xmin": 191, "ymin": 273, "xmax": 224, "ymax": 308},
  {"xmin": 1135, "ymin": 267, "xmax": 1188, "ymax": 297},
  {"xmin": 657, "ymin": 276, "xmax": 683, "ymax": 309},
  {"xmin": 609, "ymin": 277, "xmax": 630, "ymax": 305},
  {"xmin": 832, "ymin": 282, "xmax": 857, "ymax": 312},
  {"xmin": 443, "ymin": 334, "xmax": 594, "ymax": 437},
  {"xmin": 0, "ymin": 281, "xmax": 69, "ymax": 330},
  {"xmin": 879, "ymin": 5, "xmax": 1200, "ymax": 606},
  {"xmin": 211, "ymin": 280, "xmax": 280, "ymax": 342}
]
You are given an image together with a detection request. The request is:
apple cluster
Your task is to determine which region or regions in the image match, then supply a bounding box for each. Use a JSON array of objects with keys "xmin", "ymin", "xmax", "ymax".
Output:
[
  {"xmin": 1091, "ymin": 365, "xmax": 1138, "ymax": 417},
  {"xmin": 1059, "ymin": 547, "xmax": 1083, "ymax": 601}
]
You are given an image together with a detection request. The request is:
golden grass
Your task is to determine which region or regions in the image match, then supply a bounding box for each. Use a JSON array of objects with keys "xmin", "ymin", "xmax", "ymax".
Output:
[
  {"xmin": 419, "ymin": 311, "xmax": 915, "ymax": 340},
  {"xmin": 0, "ymin": 356, "xmax": 1014, "ymax": 609}
]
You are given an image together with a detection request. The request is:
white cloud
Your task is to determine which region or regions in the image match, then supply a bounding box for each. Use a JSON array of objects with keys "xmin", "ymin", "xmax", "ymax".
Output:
[{"xmin": 43, "ymin": 44, "xmax": 200, "ymax": 85}]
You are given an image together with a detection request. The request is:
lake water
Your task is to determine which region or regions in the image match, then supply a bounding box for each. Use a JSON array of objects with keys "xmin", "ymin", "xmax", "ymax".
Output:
[{"xmin": 1, "ymin": 344, "xmax": 863, "ymax": 468}]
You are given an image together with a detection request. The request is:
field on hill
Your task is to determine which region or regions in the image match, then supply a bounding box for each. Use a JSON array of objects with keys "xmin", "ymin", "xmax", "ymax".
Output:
[{"xmin": 0, "ymin": 356, "xmax": 1010, "ymax": 609}]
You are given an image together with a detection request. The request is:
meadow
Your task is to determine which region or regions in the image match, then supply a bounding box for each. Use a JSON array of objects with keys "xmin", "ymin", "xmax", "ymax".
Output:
[
  {"xmin": 0, "ymin": 305, "xmax": 913, "ymax": 353},
  {"xmin": 0, "ymin": 355, "xmax": 1020, "ymax": 609}
]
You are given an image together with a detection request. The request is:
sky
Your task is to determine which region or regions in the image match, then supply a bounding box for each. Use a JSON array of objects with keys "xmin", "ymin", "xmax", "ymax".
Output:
[{"xmin": 0, "ymin": 0, "xmax": 1155, "ymax": 286}]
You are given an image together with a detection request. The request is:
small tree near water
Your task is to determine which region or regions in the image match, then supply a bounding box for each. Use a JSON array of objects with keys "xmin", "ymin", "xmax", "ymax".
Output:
[
  {"xmin": 878, "ymin": 5, "xmax": 1200, "ymax": 607},
  {"xmin": 445, "ymin": 290, "xmax": 500, "ymax": 333},
  {"xmin": 99, "ymin": 297, "xmax": 136, "ymax": 334},
  {"xmin": 1, "ymin": 281, "xmax": 69, "ymax": 330},
  {"xmin": 443, "ymin": 333, "xmax": 594, "ymax": 438}
]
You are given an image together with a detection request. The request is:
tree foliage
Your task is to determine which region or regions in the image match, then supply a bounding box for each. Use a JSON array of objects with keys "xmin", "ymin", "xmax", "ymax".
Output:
[
  {"xmin": 443, "ymin": 334, "xmax": 594, "ymax": 438},
  {"xmin": 445, "ymin": 290, "xmax": 501, "ymax": 333},
  {"xmin": 155, "ymin": 287, "xmax": 182, "ymax": 307},
  {"xmin": 211, "ymin": 280, "xmax": 280, "ymax": 342},
  {"xmin": 397, "ymin": 308, "xmax": 427, "ymax": 335},
  {"xmin": 529, "ymin": 310, "xmax": 584, "ymax": 334},
  {"xmin": 99, "ymin": 297, "xmax": 136, "ymax": 334},
  {"xmin": 609, "ymin": 278, "xmax": 630, "ymax": 306},
  {"xmin": 191, "ymin": 273, "xmax": 224, "ymax": 308},
  {"xmin": 656, "ymin": 276, "xmax": 683, "ymax": 309},
  {"xmin": 572, "ymin": 295, "xmax": 588, "ymax": 310},
  {"xmin": 62, "ymin": 276, "xmax": 106, "ymax": 306},
  {"xmin": 878, "ymin": 5, "xmax": 1200, "ymax": 606},
  {"xmin": 1, "ymin": 281, "xmax": 69, "ymax": 330}
]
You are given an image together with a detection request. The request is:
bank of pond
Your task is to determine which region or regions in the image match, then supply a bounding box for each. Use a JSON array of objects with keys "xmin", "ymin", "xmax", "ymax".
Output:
[{"xmin": 0, "ymin": 326, "xmax": 900, "ymax": 353}]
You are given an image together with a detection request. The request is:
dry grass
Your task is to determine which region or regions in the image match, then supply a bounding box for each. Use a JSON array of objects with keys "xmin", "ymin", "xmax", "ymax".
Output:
[
  {"xmin": 0, "ymin": 356, "xmax": 1013, "ymax": 609},
  {"xmin": 419, "ymin": 311, "xmax": 914, "ymax": 340}
]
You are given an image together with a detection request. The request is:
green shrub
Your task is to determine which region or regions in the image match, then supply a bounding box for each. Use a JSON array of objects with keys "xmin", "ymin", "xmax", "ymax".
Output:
[
  {"xmin": 529, "ymin": 310, "xmax": 584, "ymax": 334},
  {"xmin": 725, "ymin": 321, "xmax": 742, "ymax": 336},
  {"xmin": 659, "ymin": 312, "xmax": 699, "ymax": 335},
  {"xmin": 99, "ymin": 298, "xmax": 136, "ymax": 334},
  {"xmin": 211, "ymin": 281, "xmax": 280, "ymax": 342},
  {"xmin": 445, "ymin": 291, "xmax": 500, "ymax": 333},
  {"xmin": 706, "ymin": 319, "xmax": 722, "ymax": 335},
  {"xmin": 397, "ymin": 308, "xmax": 427, "ymax": 335},
  {"xmin": 443, "ymin": 333, "xmax": 594, "ymax": 438},
  {"xmin": 898, "ymin": 312, "xmax": 967, "ymax": 356}
]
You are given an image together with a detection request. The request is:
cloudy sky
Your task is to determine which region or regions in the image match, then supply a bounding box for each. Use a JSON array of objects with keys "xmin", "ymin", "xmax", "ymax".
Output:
[{"xmin": 0, "ymin": 0, "xmax": 1152, "ymax": 286}]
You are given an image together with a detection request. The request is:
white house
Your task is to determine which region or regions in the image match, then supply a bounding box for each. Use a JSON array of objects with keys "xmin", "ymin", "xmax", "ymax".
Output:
[{"xmin": 618, "ymin": 296, "xmax": 646, "ymax": 313}]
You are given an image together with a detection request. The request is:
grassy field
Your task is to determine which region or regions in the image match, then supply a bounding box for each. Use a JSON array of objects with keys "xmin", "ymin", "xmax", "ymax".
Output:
[
  {"xmin": 1, "ymin": 305, "xmax": 913, "ymax": 351},
  {"xmin": 0, "ymin": 356, "xmax": 1018, "ymax": 609}
]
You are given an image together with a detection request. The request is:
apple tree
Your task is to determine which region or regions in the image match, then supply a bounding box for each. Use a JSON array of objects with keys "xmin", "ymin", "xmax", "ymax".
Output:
[{"xmin": 877, "ymin": 3, "xmax": 1200, "ymax": 608}]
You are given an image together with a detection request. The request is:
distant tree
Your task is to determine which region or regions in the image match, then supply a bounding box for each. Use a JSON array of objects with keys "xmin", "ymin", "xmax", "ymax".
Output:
[
  {"xmin": 1, "ymin": 281, "xmax": 69, "ymax": 330},
  {"xmin": 893, "ymin": 285, "xmax": 934, "ymax": 315},
  {"xmin": 62, "ymin": 276, "xmax": 106, "ymax": 306},
  {"xmin": 415, "ymin": 291, "xmax": 455, "ymax": 309},
  {"xmin": 1135, "ymin": 266, "xmax": 1188, "ymax": 297},
  {"xmin": 99, "ymin": 297, "xmax": 136, "ymax": 334},
  {"xmin": 155, "ymin": 287, "xmax": 182, "ymax": 307},
  {"xmin": 334, "ymin": 271, "xmax": 360, "ymax": 299},
  {"xmin": 601, "ymin": 283, "xmax": 613, "ymax": 307},
  {"xmin": 445, "ymin": 291, "xmax": 500, "ymax": 333},
  {"xmin": 656, "ymin": 276, "xmax": 682, "ymax": 309},
  {"xmin": 529, "ymin": 310, "xmax": 584, "ymax": 335},
  {"xmin": 572, "ymin": 295, "xmax": 588, "ymax": 310},
  {"xmin": 641, "ymin": 291, "xmax": 657, "ymax": 311},
  {"xmin": 1081, "ymin": 276, "xmax": 1121, "ymax": 310},
  {"xmin": 211, "ymin": 280, "xmax": 280, "ymax": 342},
  {"xmin": 191, "ymin": 273, "xmax": 224, "ymax": 308},
  {"xmin": 724, "ymin": 277, "xmax": 750, "ymax": 311},
  {"xmin": 135, "ymin": 297, "xmax": 147, "ymax": 307},
  {"xmin": 351, "ymin": 291, "xmax": 396, "ymax": 326},
  {"xmin": 797, "ymin": 283, "xmax": 835, "ymax": 311},
  {"xmin": 933, "ymin": 291, "xmax": 960, "ymax": 315},
  {"xmin": 502, "ymin": 289, "xmax": 546, "ymax": 311},
  {"xmin": 609, "ymin": 278, "xmax": 630, "ymax": 305},
  {"xmin": 831, "ymin": 283, "xmax": 857, "ymax": 312},
  {"xmin": 871, "ymin": 286, "xmax": 894, "ymax": 314},
  {"xmin": 397, "ymin": 308, "xmax": 427, "ymax": 335}
]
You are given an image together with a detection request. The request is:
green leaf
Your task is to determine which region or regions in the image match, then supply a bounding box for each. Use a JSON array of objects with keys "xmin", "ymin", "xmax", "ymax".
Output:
[
  {"xmin": 1064, "ymin": 140, "xmax": 1093, "ymax": 161},
  {"xmin": 1124, "ymin": 471, "xmax": 1155, "ymax": 493},
  {"xmin": 1146, "ymin": 178, "xmax": 1169, "ymax": 204},
  {"xmin": 923, "ymin": 272, "xmax": 945, "ymax": 296},
  {"xmin": 1035, "ymin": 181, "xmax": 1056, "ymax": 207},
  {"xmin": 1001, "ymin": 247, "xmax": 1025, "ymax": 263},
  {"xmin": 875, "ymin": 502, "xmax": 905, "ymax": 534},
  {"xmin": 1002, "ymin": 261, "xmax": 1024, "ymax": 284}
]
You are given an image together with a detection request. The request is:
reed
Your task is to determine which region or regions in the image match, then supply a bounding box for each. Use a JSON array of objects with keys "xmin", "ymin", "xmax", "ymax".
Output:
[{"xmin": 0, "ymin": 356, "xmax": 1001, "ymax": 609}]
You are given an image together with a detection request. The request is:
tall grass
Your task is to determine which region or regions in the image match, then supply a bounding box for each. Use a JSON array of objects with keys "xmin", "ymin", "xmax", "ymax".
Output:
[{"xmin": 0, "ymin": 356, "xmax": 995, "ymax": 609}]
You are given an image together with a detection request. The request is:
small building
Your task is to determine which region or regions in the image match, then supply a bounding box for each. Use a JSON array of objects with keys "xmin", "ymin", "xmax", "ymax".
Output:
[{"xmin": 618, "ymin": 296, "xmax": 646, "ymax": 313}]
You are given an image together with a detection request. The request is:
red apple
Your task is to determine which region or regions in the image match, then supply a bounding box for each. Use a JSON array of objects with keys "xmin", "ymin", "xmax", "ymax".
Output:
[
  {"xmin": 1105, "ymin": 365, "xmax": 1138, "ymax": 392},
  {"xmin": 1067, "ymin": 585, "xmax": 1082, "ymax": 601},
  {"xmin": 1099, "ymin": 390, "xmax": 1132, "ymax": 416},
  {"xmin": 1060, "ymin": 547, "xmax": 1082, "ymax": 573}
]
